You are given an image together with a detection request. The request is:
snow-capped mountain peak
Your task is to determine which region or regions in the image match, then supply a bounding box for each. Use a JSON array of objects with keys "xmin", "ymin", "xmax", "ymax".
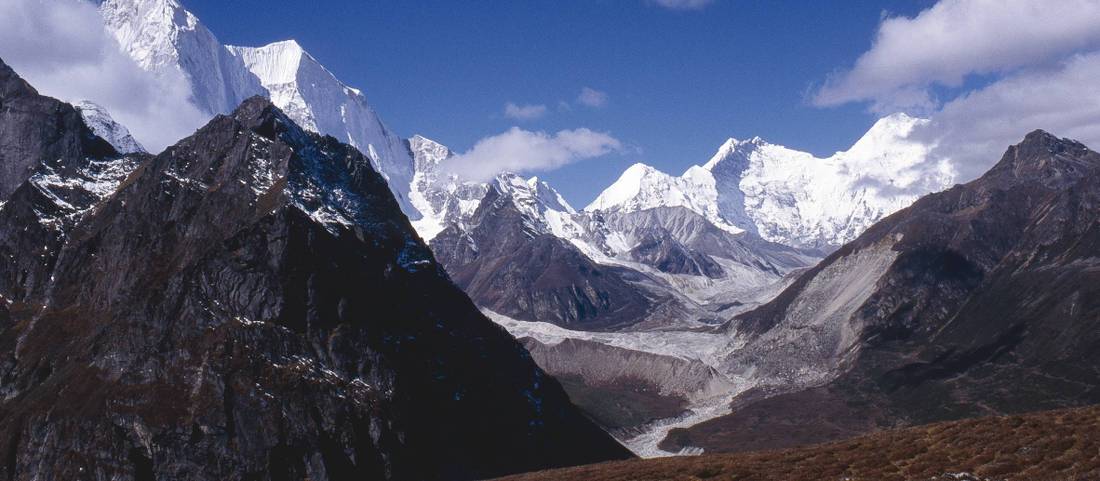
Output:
[
  {"xmin": 588, "ymin": 114, "xmax": 954, "ymax": 248},
  {"xmin": 229, "ymin": 40, "xmax": 306, "ymax": 85},
  {"xmin": 586, "ymin": 162, "xmax": 744, "ymax": 235},
  {"xmin": 99, "ymin": 0, "xmax": 262, "ymax": 115},
  {"xmin": 702, "ymin": 136, "xmax": 763, "ymax": 171},
  {"xmin": 75, "ymin": 101, "xmax": 146, "ymax": 154},
  {"xmin": 98, "ymin": 0, "xmax": 419, "ymax": 219},
  {"xmin": 495, "ymin": 174, "xmax": 577, "ymax": 216},
  {"xmin": 408, "ymin": 134, "xmax": 452, "ymax": 170}
]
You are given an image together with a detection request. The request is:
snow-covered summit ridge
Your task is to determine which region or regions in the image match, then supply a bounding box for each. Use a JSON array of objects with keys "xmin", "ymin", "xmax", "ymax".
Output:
[
  {"xmin": 408, "ymin": 135, "xmax": 452, "ymax": 170},
  {"xmin": 98, "ymin": 0, "xmax": 262, "ymax": 115},
  {"xmin": 405, "ymin": 134, "xmax": 582, "ymax": 242},
  {"xmin": 587, "ymin": 113, "xmax": 953, "ymax": 248},
  {"xmin": 75, "ymin": 101, "xmax": 146, "ymax": 154},
  {"xmin": 97, "ymin": 0, "xmax": 419, "ymax": 219},
  {"xmin": 587, "ymin": 163, "xmax": 745, "ymax": 235}
]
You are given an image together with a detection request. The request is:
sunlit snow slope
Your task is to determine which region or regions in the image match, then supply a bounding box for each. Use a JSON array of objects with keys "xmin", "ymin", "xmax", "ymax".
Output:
[{"xmin": 589, "ymin": 114, "xmax": 955, "ymax": 249}]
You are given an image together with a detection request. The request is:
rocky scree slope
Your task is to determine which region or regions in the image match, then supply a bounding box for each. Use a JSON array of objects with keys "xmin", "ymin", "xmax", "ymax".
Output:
[
  {"xmin": 0, "ymin": 59, "xmax": 630, "ymax": 480},
  {"xmin": 663, "ymin": 130, "xmax": 1100, "ymax": 454}
]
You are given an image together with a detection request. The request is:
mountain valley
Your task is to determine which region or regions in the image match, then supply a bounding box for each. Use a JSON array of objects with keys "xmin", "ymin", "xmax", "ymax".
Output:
[{"xmin": 2, "ymin": 0, "xmax": 1099, "ymax": 478}]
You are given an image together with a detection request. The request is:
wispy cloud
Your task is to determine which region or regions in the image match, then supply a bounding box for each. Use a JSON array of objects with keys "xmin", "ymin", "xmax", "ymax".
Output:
[
  {"xmin": 577, "ymin": 87, "xmax": 608, "ymax": 108},
  {"xmin": 650, "ymin": 0, "xmax": 715, "ymax": 11},
  {"xmin": 813, "ymin": 0, "xmax": 1100, "ymax": 111},
  {"xmin": 813, "ymin": 0, "xmax": 1100, "ymax": 184},
  {"xmin": 915, "ymin": 52, "xmax": 1100, "ymax": 181},
  {"xmin": 0, "ymin": 0, "xmax": 207, "ymax": 152},
  {"xmin": 441, "ymin": 127, "xmax": 623, "ymax": 182},
  {"xmin": 503, "ymin": 102, "xmax": 548, "ymax": 121}
]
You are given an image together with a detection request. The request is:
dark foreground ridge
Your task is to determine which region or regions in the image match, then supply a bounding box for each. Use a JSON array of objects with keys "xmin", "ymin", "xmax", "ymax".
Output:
[
  {"xmin": 495, "ymin": 404, "xmax": 1100, "ymax": 481},
  {"xmin": 0, "ymin": 58, "xmax": 630, "ymax": 480}
]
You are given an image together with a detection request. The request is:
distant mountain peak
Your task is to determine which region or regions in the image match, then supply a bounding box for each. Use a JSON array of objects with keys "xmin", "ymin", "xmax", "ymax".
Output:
[
  {"xmin": 74, "ymin": 101, "xmax": 146, "ymax": 154},
  {"xmin": 588, "ymin": 113, "xmax": 947, "ymax": 248}
]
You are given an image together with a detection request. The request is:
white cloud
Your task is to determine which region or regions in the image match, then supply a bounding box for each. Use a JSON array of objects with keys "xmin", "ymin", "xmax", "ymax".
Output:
[
  {"xmin": 651, "ymin": 0, "xmax": 714, "ymax": 10},
  {"xmin": 814, "ymin": 0, "xmax": 1100, "ymax": 186},
  {"xmin": 441, "ymin": 127, "xmax": 623, "ymax": 182},
  {"xmin": 914, "ymin": 52, "xmax": 1100, "ymax": 181},
  {"xmin": 0, "ymin": 0, "xmax": 206, "ymax": 153},
  {"xmin": 814, "ymin": 0, "xmax": 1100, "ymax": 111},
  {"xmin": 577, "ymin": 87, "xmax": 608, "ymax": 108},
  {"xmin": 503, "ymin": 102, "xmax": 548, "ymax": 121}
]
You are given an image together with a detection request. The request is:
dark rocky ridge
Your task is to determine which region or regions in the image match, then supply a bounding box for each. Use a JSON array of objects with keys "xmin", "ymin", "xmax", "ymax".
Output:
[
  {"xmin": 664, "ymin": 130, "xmax": 1100, "ymax": 453},
  {"xmin": 0, "ymin": 59, "xmax": 630, "ymax": 480},
  {"xmin": 0, "ymin": 60, "xmax": 117, "ymax": 200},
  {"xmin": 0, "ymin": 59, "xmax": 147, "ymax": 306}
]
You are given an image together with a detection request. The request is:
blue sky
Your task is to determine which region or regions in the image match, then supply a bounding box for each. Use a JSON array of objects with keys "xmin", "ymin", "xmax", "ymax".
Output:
[
  {"xmin": 5, "ymin": 0, "xmax": 1098, "ymax": 208},
  {"xmin": 176, "ymin": 0, "xmax": 937, "ymax": 205}
]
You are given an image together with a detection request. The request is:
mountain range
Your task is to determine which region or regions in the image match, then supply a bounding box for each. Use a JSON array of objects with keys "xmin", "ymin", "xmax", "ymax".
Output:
[
  {"xmin": 663, "ymin": 129, "xmax": 1100, "ymax": 454},
  {"xmin": 5, "ymin": 0, "xmax": 1097, "ymax": 476},
  {"xmin": 83, "ymin": 0, "xmax": 1050, "ymax": 457},
  {"xmin": 0, "ymin": 57, "xmax": 630, "ymax": 479}
]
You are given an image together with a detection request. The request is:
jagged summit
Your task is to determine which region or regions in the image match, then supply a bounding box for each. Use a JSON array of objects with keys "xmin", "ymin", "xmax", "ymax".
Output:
[
  {"xmin": 408, "ymin": 134, "xmax": 452, "ymax": 169},
  {"xmin": 74, "ymin": 101, "xmax": 146, "ymax": 154},
  {"xmin": 0, "ymin": 58, "xmax": 121, "ymax": 200},
  {"xmin": 985, "ymin": 130, "xmax": 1099, "ymax": 189},
  {"xmin": 703, "ymin": 136, "xmax": 765, "ymax": 170},
  {"xmin": 587, "ymin": 113, "xmax": 949, "ymax": 248}
]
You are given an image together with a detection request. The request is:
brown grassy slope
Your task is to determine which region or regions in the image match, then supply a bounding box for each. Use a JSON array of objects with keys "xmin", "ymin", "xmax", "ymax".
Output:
[{"xmin": 496, "ymin": 404, "xmax": 1100, "ymax": 481}]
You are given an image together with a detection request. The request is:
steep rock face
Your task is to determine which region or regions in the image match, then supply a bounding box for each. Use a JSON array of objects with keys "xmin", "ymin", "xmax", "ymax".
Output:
[
  {"xmin": 432, "ymin": 186, "xmax": 654, "ymax": 331},
  {"xmin": 0, "ymin": 68, "xmax": 630, "ymax": 479},
  {"xmin": 0, "ymin": 60, "xmax": 142, "ymax": 303},
  {"xmin": 627, "ymin": 230, "xmax": 725, "ymax": 279},
  {"xmin": 0, "ymin": 61, "xmax": 118, "ymax": 200},
  {"xmin": 665, "ymin": 131, "xmax": 1100, "ymax": 454}
]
